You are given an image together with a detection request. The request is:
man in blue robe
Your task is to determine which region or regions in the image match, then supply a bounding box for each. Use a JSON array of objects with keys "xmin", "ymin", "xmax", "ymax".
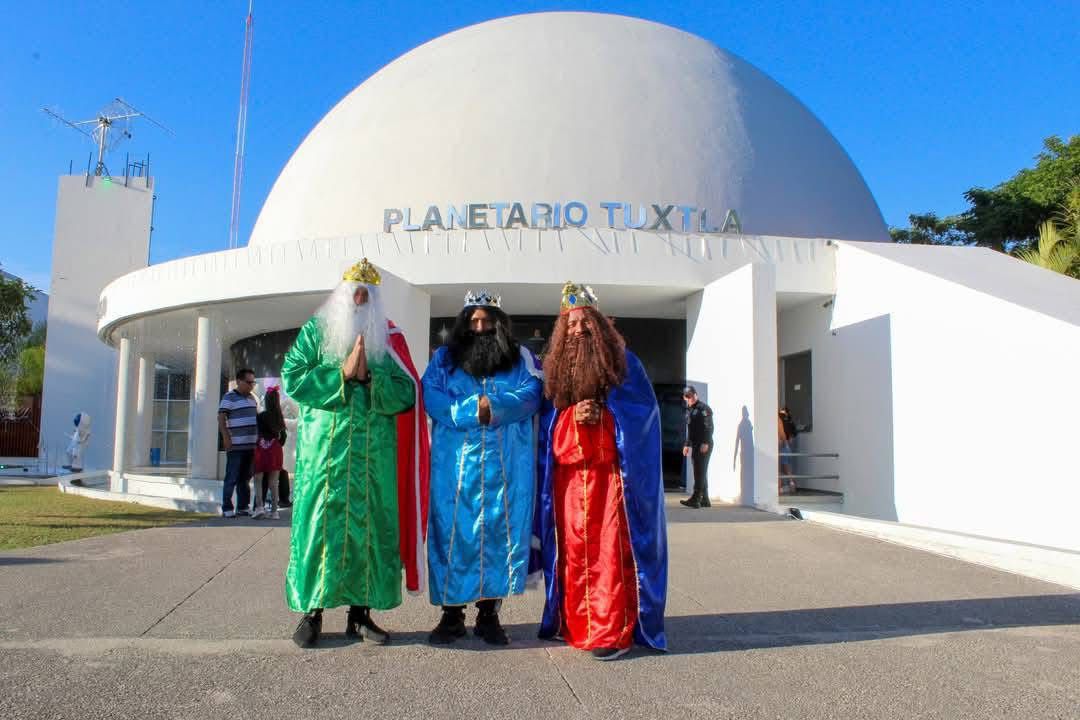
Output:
[
  {"xmin": 422, "ymin": 291, "xmax": 543, "ymax": 645},
  {"xmin": 534, "ymin": 282, "xmax": 668, "ymax": 660}
]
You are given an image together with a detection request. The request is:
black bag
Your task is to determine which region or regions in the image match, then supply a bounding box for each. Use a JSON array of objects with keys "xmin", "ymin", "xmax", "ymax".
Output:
[{"xmin": 278, "ymin": 468, "xmax": 291, "ymax": 507}]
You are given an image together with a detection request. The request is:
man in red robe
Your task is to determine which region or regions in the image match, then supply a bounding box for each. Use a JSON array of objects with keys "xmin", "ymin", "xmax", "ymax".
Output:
[{"xmin": 535, "ymin": 283, "xmax": 668, "ymax": 661}]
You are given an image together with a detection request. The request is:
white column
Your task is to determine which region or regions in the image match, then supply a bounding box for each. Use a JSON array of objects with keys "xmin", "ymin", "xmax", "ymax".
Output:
[
  {"xmin": 129, "ymin": 353, "xmax": 156, "ymax": 469},
  {"xmin": 188, "ymin": 313, "xmax": 223, "ymax": 479},
  {"xmin": 685, "ymin": 264, "xmax": 779, "ymax": 508},
  {"xmin": 111, "ymin": 336, "xmax": 133, "ymax": 489}
]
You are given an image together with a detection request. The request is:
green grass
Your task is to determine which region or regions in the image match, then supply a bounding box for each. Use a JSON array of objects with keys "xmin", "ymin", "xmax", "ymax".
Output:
[{"xmin": 0, "ymin": 486, "xmax": 214, "ymax": 551}]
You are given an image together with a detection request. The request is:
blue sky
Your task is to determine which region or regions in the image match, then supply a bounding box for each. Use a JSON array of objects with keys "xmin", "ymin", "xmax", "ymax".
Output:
[{"xmin": 2, "ymin": 0, "xmax": 1077, "ymax": 292}]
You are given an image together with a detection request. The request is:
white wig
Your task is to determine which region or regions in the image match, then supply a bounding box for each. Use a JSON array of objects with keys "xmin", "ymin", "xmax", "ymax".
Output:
[{"xmin": 314, "ymin": 281, "xmax": 389, "ymax": 362}]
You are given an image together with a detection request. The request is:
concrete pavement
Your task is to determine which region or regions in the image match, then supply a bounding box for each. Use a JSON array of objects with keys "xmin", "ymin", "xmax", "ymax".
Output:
[{"xmin": 1, "ymin": 498, "xmax": 1078, "ymax": 719}]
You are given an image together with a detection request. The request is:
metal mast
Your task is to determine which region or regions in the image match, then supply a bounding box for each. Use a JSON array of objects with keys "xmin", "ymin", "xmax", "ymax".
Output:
[
  {"xmin": 43, "ymin": 98, "xmax": 171, "ymax": 176},
  {"xmin": 228, "ymin": 0, "xmax": 255, "ymax": 249}
]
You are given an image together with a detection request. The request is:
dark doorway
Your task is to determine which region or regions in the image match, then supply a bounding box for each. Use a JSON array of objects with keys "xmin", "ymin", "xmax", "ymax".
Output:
[{"xmin": 780, "ymin": 350, "xmax": 812, "ymax": 433}]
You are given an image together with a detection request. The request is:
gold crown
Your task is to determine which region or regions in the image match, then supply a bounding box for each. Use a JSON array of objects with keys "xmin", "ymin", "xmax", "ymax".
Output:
[
  {"xmin": 342, "ymin": 258, "xmax": 381, "ymax": 285},
  {"xmin": 560, "ymin": 281, "xmax": 598, "ymax": 313}
]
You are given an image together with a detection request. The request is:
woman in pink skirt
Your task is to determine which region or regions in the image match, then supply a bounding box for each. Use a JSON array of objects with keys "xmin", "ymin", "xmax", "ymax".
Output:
[{"xmin": 253, "ymin": 386, "xmax": 287, "ymax": 519}]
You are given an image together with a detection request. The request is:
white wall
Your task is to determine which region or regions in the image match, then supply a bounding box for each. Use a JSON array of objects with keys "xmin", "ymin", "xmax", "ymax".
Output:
[
  {"xmin": 41, "ymin": 176, "xmax": 152, "ymax": 471},
  {"xmin": 778, "ymin": 298, "xmax": 897, "ymax": 519},
  {"xmin": 686, "ymin": 264, "xmax": 778, "ymax": 507},
  {"xmin": 378, "ymin": 275, "xmax": 432, "ymax": 376},
  {"xmin": 824, "ymin": 242, "xmax": 1080, "ymax": 552}
]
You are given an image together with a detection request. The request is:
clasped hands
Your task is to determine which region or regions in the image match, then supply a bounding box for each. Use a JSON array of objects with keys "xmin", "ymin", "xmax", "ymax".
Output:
[
  {"xmin": 342, "ymin": 334, "xmax": 369, "ymax": 382},
  {"xmin": 477, "ymin": 395, "xmax": 492, "ymax": 425},
  {"xmin": 573, "ymin": 399, "xmax": 602, "ymax": 425}
]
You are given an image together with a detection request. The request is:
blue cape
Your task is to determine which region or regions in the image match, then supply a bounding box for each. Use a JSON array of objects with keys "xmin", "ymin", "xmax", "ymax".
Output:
[{"xmin": 534, "ymin": 350, "xmax": 668, "ymax": 650}]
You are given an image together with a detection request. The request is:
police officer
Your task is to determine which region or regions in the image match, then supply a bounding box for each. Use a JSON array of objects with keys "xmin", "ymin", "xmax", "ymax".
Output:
[{"xmin": 680, "ymin": 386, "xmax": 713, "ymax": 508}]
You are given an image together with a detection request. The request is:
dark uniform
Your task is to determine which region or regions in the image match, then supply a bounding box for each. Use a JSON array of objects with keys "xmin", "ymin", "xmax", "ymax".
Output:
[{"xmin": 682, "ymin": 396, "xmax": 714, "ymax": 508}]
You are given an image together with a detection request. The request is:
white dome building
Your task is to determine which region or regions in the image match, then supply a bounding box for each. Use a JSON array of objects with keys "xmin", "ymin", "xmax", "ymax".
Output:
[
  {"xmin": 250, "ymin": 12, "xmax": 887, "ymax": 248},
  {"xmin": 48, "ymin": 12, "xmax": 1080, "ymax": 561},
  {"xmin": 80, "ymin": 11, "xmax": 889, "ymax": 505}
]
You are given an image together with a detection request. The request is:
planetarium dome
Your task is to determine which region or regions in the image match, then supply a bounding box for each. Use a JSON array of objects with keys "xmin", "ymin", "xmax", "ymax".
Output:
[{"xmin": 249, "ymin": 12, "xmax": 887, "ymax": 246}]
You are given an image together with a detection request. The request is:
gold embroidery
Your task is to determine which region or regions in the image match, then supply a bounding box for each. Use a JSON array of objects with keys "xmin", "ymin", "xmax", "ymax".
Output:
[
  {"xmin": 497, "ymin": 426, "xmax": 514, "ymax": 592},
  {"xmin": 443, "ymin": 426, "xmax": 469, "ymax": 605},
  {"xmin": 342, "ymin": 392, "xmax": 354, "ymax": 578},
  {"xmin": 479, "ymin": 378, "xmax": 487, "ymax": 596},
  {"xmin": 319, "ymin": 412, "xmax": 338, "ymax": 607},
  {"xmin": 573, "ymin": 412, "xmax": 592, "ymax": 647},
  {"xmin": 364, "ymin": 399, "xmax": 372, "ymax": 605}
]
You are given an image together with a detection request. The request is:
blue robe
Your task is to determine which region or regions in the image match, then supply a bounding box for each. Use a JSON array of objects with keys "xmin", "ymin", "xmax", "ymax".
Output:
[
  {"xmin": 534, "ymin": 350, "xmax": 668, "ymax": 650},
  {"xmin": 423, "ymin": 346, "xmax": 543, "ymax": 606}
]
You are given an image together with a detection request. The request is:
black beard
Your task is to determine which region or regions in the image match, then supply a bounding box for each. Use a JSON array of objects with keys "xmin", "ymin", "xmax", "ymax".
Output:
[{"xmin": 460, "ymin": 331, "xmax": 515, "ymax": 377}]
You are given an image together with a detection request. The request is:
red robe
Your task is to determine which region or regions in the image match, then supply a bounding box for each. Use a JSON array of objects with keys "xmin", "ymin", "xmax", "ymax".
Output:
[
  {"xmin": 386, "ymin": 322, "xmax": 431, "ymax": 594},
  {"xmin": 552, "ymin": 406, "xmax": 638, "ymax": 650}
]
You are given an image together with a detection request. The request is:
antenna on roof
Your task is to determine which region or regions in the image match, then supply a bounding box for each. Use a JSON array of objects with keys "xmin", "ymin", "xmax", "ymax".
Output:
[
  {"xmin": 43, "ymin": 97, "xmax": 173, "ymax": 177},
  {"xmin": 228, "ymin": 0, "xmax": 256, "ymax": 250}
]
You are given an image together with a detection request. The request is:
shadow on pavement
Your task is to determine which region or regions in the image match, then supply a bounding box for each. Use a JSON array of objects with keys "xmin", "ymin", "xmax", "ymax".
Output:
[
  {"xmin": 665, "ymin": 505, "xmax": 790, "ymax": 524},
  {"xmin": 0, "ymin": 556, "xmax": 66, "ymax": 565},
  {"xmin": 656, "ymin": 593, "xmax": 1080, "ymax": 655},
  {"xmin": 375, "ymin": 594, "xmax": 1080, "ymax": 657}
]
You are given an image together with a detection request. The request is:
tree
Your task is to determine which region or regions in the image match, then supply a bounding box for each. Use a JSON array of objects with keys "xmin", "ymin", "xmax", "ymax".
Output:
[
  {"xmin": 25, "ymin": 321, "xmax": 47, "ymax": 348},
  {"xmin": 1013, "ymin": 220, "xmax": 1079, "ymax": 277},
  {"xmin": 16, "ymin": 345, "xmax": 45, "ymax": 396},
  {"xmin": 955, "ymin": 188, "xmax": 1048, "ymax": 252},
  {"xmin": 890, "ymin": 212, "xmax": 973, "ymax": 245},
  {"xmin": 0, "ymin": 269, "xmax": 35, "ymax": 363},
  {"xmin": 892, "ymin": 135, "xmax": 1080, "ymax": 253}
]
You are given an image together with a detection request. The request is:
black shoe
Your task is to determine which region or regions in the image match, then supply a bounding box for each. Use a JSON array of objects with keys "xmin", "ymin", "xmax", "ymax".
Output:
[
  {"xmin": 700, "ymin": 496, "xmax": 711, "ymax": 507},
  {"xmin": 680, "ymin": 497, "xmax": 701, "ymax": 508},
  {"xmin": 346, "ymin": 606, "xmax": 390, "ymax": 645},
  {"xmin": 292, "ymin": 612, "xmax": 322, "ymax": 648},
  {"xmin": 474, "ymin": 612, "xmax": 510, "ymax": 645},
  {"xmin": 429, "ymin": 608, "xmax": 467, "ymax": 645},
  {"xmin": 591, "ymin": 646, "xmax": 630, "ymax": 661}
]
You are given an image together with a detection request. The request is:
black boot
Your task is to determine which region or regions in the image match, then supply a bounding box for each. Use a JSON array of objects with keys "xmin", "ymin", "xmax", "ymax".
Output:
[
  {"xmin": 680, "ymin": 494, "xmax": 702, "ymax": 508},
  {"xmin": 474, "ymin": 599, "xmax": 509, "ymax": 646},
  {"xmin": 346, "ymin": 605, "xmax": 390, "ymax": 645},
  {"xmin": 429, "ymin": 606, "xmax": 467, "ymax": 645},
  {"xmin": 292, "ymin": 609, "xmax": 322, "ymax": 648},
  {"xmin": 699, "ymin": 491, "xmax": 711, "ymax": 508}
]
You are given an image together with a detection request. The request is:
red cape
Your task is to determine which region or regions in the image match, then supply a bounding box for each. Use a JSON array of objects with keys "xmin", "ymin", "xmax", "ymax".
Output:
[{"xmin": 386, "ymin": 321, "xmax": 431, "ymax": 594}]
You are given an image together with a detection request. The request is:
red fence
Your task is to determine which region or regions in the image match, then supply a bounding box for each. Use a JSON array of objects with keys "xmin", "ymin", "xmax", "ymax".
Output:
[{"xmin": 0, "ymin": 395, "xmax": 41, "ymax": 457}]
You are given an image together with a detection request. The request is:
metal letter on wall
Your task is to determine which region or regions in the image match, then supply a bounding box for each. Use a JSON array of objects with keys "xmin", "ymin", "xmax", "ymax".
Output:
[
  {"xmin": 564, "ymin": 201, "xmax": 588, "ymax": 227},
  {"xmin": 383, "ymin": 208, "xmax": 403, "ymax": 233}
]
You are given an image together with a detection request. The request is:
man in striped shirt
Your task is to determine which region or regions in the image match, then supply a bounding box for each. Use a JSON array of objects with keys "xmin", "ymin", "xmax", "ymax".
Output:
[{"xmin": 218, "ymin": 368, "xmax": 259, "ymax": 517}]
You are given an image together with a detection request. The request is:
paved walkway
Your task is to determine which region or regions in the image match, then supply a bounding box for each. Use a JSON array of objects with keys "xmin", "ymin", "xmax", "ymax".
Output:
[{"xmin": 1, "ymin": 498, "xmax": 1078, "ymax": 719}]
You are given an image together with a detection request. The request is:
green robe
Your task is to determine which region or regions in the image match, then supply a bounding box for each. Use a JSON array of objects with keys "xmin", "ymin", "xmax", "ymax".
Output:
[{"xmin": 282, "ymin": 318, "xmax": 416, "ymax": 612}]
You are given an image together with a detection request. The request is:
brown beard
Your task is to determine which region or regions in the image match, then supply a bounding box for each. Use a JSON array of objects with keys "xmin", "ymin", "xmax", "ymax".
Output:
[{"xmin": 542, "ymin": 307, "xmax": 627, "ymax": 409}]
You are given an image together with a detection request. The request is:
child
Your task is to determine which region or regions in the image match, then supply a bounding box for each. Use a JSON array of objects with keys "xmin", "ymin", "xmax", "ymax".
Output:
[{"xmin": 253, "ymin": 386, "xmax": 288, "ymax": 519}]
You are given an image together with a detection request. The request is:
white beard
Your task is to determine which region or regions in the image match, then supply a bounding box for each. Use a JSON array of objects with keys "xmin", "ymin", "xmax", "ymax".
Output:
[{"xmin": 315, "ymin": 282, "xmax": 388, "ymax": 363}]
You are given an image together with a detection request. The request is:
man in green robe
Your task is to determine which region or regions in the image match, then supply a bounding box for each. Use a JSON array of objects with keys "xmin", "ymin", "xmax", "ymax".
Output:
[{"xmin": 282, "ymin": 259, "xmax": 425, "ymax": 648}]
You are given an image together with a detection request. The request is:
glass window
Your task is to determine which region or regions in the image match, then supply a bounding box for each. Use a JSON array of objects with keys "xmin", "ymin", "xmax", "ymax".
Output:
[
  {"xmin": 152, "ymin": 401, "xmax": 168, "ymax": 431},
  {"xmin": 167, "ymin": 400, "xmax": 189, "ymax": 431},
  {"xmin": 169, "ymin": 374, "xmax": 191, "ymax": 400},
  {"xmin": 154, "ymin": 373, "xmax": 169, "ymax": 400},
  {"xmin": 165, "ymin": 432, "xmax": 188, "ymax": 463}
]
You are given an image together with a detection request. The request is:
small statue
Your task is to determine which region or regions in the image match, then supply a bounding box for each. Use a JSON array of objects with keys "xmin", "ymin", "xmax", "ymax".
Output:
[{"xmin": 64, "ymin": 412, "xmax": 92, "ymax": 472}]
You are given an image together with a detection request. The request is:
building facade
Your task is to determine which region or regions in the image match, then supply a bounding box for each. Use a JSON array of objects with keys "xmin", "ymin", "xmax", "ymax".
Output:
[{"xmin": 44, "ymin": 13, "xmax": 1080, "ymax": 554}]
